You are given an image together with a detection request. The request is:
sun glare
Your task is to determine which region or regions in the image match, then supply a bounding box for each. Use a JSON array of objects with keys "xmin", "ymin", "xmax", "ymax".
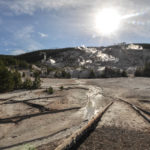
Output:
[{"xmin": 95, "ymin": 8, "xmax": 121, "ymax": 36}]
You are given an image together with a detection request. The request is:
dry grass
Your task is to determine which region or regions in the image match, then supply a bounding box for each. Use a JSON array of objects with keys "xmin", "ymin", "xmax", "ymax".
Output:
[{"xmin": 37, "ymin": 139, "xmax": 62, "ymax": 150}]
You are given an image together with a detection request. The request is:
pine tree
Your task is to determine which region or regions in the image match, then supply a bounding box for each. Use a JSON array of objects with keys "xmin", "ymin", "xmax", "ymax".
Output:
[
  {"xmin": 13, "ymin": 70, "xmax": 22, "ymax": 89},
  {"xmin": 0, "ymin": 66, "xmax": 15, "ymax": 92},
  {"xmin": 89, "ymin": 70, "xmax": 95, "ymax": 78},
  {"xmin": 23, "ymin": 78, "xmax": 33, "ymax": 89},
  {"xmin": 32, "ymin": 76, "xmax": 41, "ymax": 89}
]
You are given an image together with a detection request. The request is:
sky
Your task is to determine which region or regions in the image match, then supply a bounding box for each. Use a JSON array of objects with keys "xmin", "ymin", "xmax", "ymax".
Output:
[{"xmin": 0, "ymin": 0, "xmax": 150, "ymax": 55}]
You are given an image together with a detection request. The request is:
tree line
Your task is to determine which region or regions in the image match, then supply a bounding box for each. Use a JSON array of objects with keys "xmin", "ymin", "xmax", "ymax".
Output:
[
  {"xmin": 0, "ymin": 64, "xmax": 41, "ymax": 93},
  {"xmin": 135, "ymin": 63, "xmax": 150, "ymax": 77},
  {"xmin": 0, "ymin": 55, "xmax": 31, "ymax": 69}
]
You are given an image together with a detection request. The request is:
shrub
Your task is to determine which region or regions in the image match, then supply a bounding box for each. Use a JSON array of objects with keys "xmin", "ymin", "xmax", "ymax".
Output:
[
  {"xmin": 54, "ymin": 71, "xmax": 61, "ymax": 78},
  {"xmin": 60, "ymin": 86, "xmax": 64, "ymax": 90},
  {"xmin": 28, "ymin": 148, "xmax": 36, "ymax": 150},
  {"xmin": 54, "ymin": 70, "xmax": 71, "ymax": 78},
  {"xmin": 47, "ymin": 87, "xmax": 54, "ymax": 94},
  {"xmin": 47, "ymin": 67, "xmax": 56, "ymax": 75},
  {"xmin": 121, "ymin": 70, "xmax": 128, "ymax": 77},
  {"xmin": 33, "ymin": 71, "xmax": 41, "ymax": 78},
  {"xmin": 66, "ymin": 72, "xmax": 71, "ymax": 78},
  {"xmin": 23, "ymin": 144, "xmax": 36, "ymax": 150},
  {"xmin": 101, "ymin": 67, "xmax": 127, "ymax": 78},
  {"xmin": 23, "ymin": 76, "xmax": 41, "ymax": 90},
  {"xmin": 61, "ymin": 70, "xmax": 67, "ymax": 78},
  {"xmin": 22, "ymin": 72, "xmax": 25, "ymax": 77},
  {"xmin": 23, "ymin": 78, "xmax": 33, "ymax": 89},
  {"xmin": 61, "ymin": 70, "xmax": 71, "ymax": 78}
]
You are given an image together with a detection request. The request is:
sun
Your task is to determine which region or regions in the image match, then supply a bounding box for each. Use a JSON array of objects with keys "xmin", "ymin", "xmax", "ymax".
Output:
[{"xmin": 95, "ymin": 8, "xmax": 121, "ymax": 35}]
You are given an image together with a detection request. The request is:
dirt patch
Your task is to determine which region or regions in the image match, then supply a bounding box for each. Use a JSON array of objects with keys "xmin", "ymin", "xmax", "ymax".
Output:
[{"xmin": 78, "ymin": 126, "xmax": 150, "ymax": 150}]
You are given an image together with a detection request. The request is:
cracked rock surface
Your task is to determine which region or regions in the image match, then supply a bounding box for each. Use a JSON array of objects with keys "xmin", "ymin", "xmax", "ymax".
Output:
[{"xmin": 0, "ymin": 78, "xmax": 150, "ymax": 150}]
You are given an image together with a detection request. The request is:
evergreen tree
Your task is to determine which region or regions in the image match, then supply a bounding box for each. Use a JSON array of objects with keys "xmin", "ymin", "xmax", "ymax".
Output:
[
  {"xmin": 23, "ymin": 78, "xmax": 33, "ymax": 89},
  {"xmin": 143, "ymin": 63, "xmax": 150, "ymax": 77},
  {"xmin": 89, "ymin": 70, "xmax": 96, "ymax": 78},
  {"xmin": 122, "ymin": 70, "xmax": 128, "ymax": 77},
  {"xmin": 13, "ymin": 70, "xmax": 22, "ymax": 89},
  {"xmin": 135, "ymin": 63, "xmax": 150, "ymax": 77},
  {"xmin": 32, "ymin": 76, "xmax": 41, "ymax": 89},
  {"xmin": 0, "ymin": 66, "xmax": 15, "ymax": 92}
]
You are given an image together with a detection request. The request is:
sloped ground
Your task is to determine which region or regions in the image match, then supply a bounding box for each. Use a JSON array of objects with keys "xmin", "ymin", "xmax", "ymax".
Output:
[
  {"xmin": 0, "ymin": 78, "xmax": 150, "ymax": 150},
  {"xmin": 78, "ymin": 126, "xmax": 150, "ymax": 150},
  {"xmin": 78, "ymin": 101, "xmax": 150, "ymax": 150},
  {"xmin": 78, "ymin": 78, "xmax": 150, "ymax": 150},
  {"xmin": 0, "ymin": 79, "xmax": 90, "ymax": 150}
]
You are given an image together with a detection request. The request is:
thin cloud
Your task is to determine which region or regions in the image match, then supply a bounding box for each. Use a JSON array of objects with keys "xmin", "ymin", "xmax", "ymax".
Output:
[
  {"xmin": 13, "ymin": 26, "xmax": 43, "ymax": 51},
  {"xmin": 39, "ymin": 32, "xmax": 48, "ymax": 38},
  {"xmin": 0, "ymin": 0, "xmax": 82, "ymax": 15},
  {"xmin": 15, "ymin": 26, "xmax": 34, "ymax": 39},
  {"xmin": 0, "ymin": 0, "xmax": 150, "ymax": 53},
  {"xmin": 12, "ymin": 49, "xmax": 25, "ymax": 55}
]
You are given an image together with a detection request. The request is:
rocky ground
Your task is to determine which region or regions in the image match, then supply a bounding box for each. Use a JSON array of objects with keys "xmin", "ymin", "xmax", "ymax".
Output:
[
  {"xmin": 78, "ymin": 78, "xmax": 150, "ymax": 150},
  {"xmin": 0, "ymin": 78, "xmax": 150, "ymax": 150}
]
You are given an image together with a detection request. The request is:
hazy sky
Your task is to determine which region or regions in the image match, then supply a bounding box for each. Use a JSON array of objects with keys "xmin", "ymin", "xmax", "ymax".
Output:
[{"xmin": 0, "ymin": 0, "xmax": 150, "ymax": 55}]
